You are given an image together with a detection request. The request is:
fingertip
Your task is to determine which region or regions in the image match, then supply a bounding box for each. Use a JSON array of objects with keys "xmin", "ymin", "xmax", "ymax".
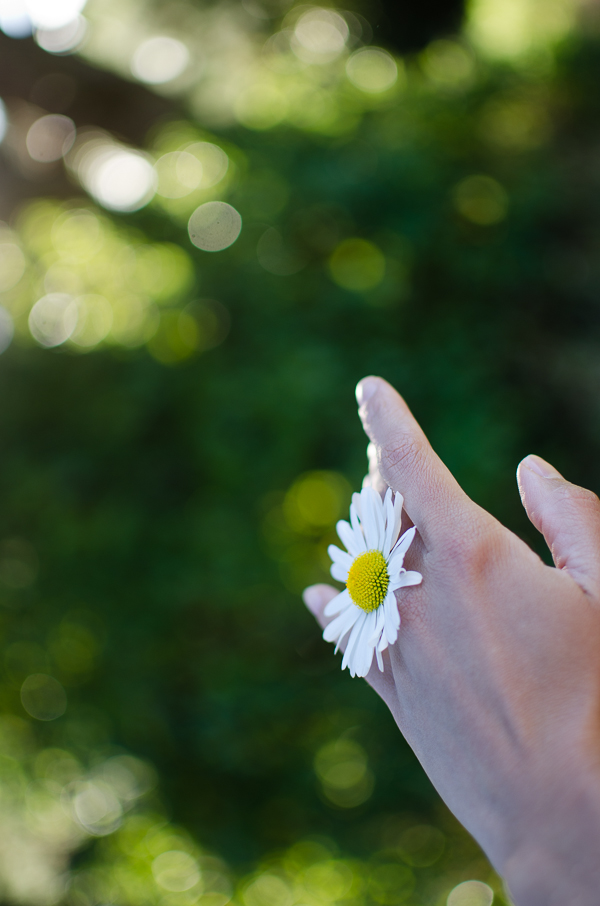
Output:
[
  {"xmin": 355, "ymin": 376, "xmax": 381, "ymax": 407},
  {"xmin": 521, "ymin": 454, "xmax": 563, "ymax": 480},
  {"xmin": 302, "ymin": 584, "xmax": 334, "ymax": 616}
]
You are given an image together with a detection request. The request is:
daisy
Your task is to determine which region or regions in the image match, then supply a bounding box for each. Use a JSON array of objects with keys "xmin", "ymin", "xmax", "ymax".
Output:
[{"xmin": 325, "ymin": 486, "xmax": 422, "ymax": 678}]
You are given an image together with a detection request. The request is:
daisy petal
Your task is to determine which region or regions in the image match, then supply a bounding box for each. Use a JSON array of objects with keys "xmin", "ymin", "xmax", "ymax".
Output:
[
  {"xmin": 352, "ymin": 614, "xmax": 376, "ymax": 678},
  {"xmin": 336, "ymin": 520, "xmax": 361, "ymax": 557},
  {"xmin": 328, "ymin": 545, "xmax": 353, "ymax": 571},
  {"xmin": 383, "ymin": 591, "xmax": 400, "ymax": 645},
  {"xmin": 324, "ymin": 589, "xmax": 351, "ymax": 617},
  {"xmin": 361, "ymin": 486, "xmax": 383, "ymax": 549},
  {"xmin": 341, "ymin": 613, "xmax": 366, "ymax": 673},
  {"xmin": 323, "ymin": 603, "xmax": 361, "ymax": 644},
  {"xmin": 388, "ymin": 526, "xmax": 416, "ymax": 574},
  {"xmin": 382, "ymin": 489, "xmax": 395, "ymax": 558},
  {"xmin": 330, "ymin": 562, "xmax": 349, "ymax": 583},
  {"xmin": 368, "ymin": 605, "xmax": 386, "ymax": 647},
  {"xmin": 375, "ymin": 647, "xmax": 384, "ymax": 671},
  {"xmin": 393, "ymin": 570, "xmax": 423, "ymax": 588},
  {"xmin": 351, "ymin": 492, "xmax": 362, "ymax": 521},
  {"xmin": 390, "ymin": 491, "xmax": 404, "ymax": 549},
  {"xmin": 350, "ymin": 503, "xmax": 367, "ymax": 553},
  {"xmin": 357, "ymin": 638, "xmax": 375, "ymax": 678}
]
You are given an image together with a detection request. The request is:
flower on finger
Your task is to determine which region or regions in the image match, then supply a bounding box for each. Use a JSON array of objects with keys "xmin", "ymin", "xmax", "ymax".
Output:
[{"xmin": 325, "ymin": 487, "xmax": 422, "ymax": 678}]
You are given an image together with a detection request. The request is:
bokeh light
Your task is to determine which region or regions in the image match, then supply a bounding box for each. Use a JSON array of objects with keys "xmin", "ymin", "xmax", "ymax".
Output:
[
  {"xmin": 188, "ymin": 201, "xmax": 242, "ymax": 251},
  {"xmin": 28, "ymin": 293, "xmax": 78, "ymax": 347},
  {"xmin": 314, "ymin": 738, "xmax": 374, "ymax": 808},
  {"xmin": 447, "ymin": 880, "xmax": 494, "ymax": 905},
  {"xmin": 0, "ymin": 98, "xmax": 7, "ymax": 143},
  {"xmin": 453, "ymin": 175, "xmax": 509, "ymax": 225},
  {"xmin": 69, "ymin": 134, "xmax": 157, "ymax": 212},
  {"xmin": 346, "ymin": 48, "xmax": 399, "ymax": 94},
  {"xmin": 0, "ymin": 0, "xmax": 31, "ymax": 37},
  {"xmin": 20, "ymin": 674, "xmax": 67, "ymax": 721},
  {"xmin": 26, "ymin": 0, "xmax": 87, "ymax": 30},
  {"xmin": 0, "ymin": 306, "xmax": 13, "ymax": 353},
  {"xmin": 152, "ymin": 850, "xmax": 201, "ymax": 892},
  {"xmin": 35, "ymin": 15, "xmax": 87, "ymax": 53},
  {"xmin": 329, "ymin": 238, "xmax": 385, "ymax": 291},
  {"xmin": 155, "ymin": 150, "xmax": 203, "ymax": 198},
  {"xmin": 26, "ymin": 114, "xmax": 76, "ymax": 162},
  {"xmin": 291, "ymin": 8, "xmax": 349, "ymax": 63},
  {"xmin": 131, "ymin": 36, "xmax": 190, "ymax": 84}
]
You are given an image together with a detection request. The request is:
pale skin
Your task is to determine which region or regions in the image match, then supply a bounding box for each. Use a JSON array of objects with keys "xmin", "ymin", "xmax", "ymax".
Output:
[{"xmin": 303, "ymin": 376, "xmax": 600, "ymax": 906}]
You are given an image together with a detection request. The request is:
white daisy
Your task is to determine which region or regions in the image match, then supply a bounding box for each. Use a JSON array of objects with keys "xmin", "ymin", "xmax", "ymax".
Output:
[{"xmin": 325, "ymin": 486, "xmax": 422, "ymax": 678}]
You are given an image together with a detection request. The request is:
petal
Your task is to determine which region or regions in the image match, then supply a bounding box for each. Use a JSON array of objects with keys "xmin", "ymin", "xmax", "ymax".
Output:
[
  {"xmin": 392, "ymin": 570, "xmax": 423, "ymax": 589},
  {"xmin": 383, "ymin": 591, "xmax": 400, "ymax": 645},
  {"xmin": 350, "ymin": 614, "xmax": 375, "ymax": 678},
  {"xmin": 382, "ymin": 489, "xmax": 396, "ymax": 558},
  {"xmin": 330, "ymin": 562, "xmax": 349, "ymax": 583},
  {"xmin": 323, "ymin": 602, "xmax": 361, "ymax": 644},
  {"xmin": 352, "ymin": 492, "xmax": 362, "ymax": 522},
  {"xmin": 388, "ymin": 526, "xmax": 416, "ymax": 573},
  {"xmin": 357, "ymin": 638, "xmax": 375, "ymax": 678},
  {"xmin": 361, "ymin": 486, "xmax": 384, "ymax": 550},
  {"xmin": 350, "ymin": 503, "xmax": 367, "ymax": 553},
  {"xmin": 341, "ymin": 612, "xmax": 366, "ymax": 672},
  {"xmin": 336, "ymin": 520, "xmax": 361, "ymax": 557},
  {"xmin": 324, "ymin": 589, "xmax": 351, "ymax": 617},
  {"xmin": 328, "ymin": 545, "xmax": 353, "ymax": 572},
  {"xmin": 375, "ymin": 647, "xmax": 384, "ymax": 672},
  {"xmin": 368, "ymin": 604, "xmax": 386, "ymax": 647},
  {"xmin": 390, "ymin": 492, "xmax": 404, "ymax": 548}
]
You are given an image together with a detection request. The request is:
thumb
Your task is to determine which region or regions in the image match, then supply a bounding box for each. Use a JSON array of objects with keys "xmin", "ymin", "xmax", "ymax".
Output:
[{"xmin": 517, "ymin": 454, "xmax": 600, "ymax": 597}]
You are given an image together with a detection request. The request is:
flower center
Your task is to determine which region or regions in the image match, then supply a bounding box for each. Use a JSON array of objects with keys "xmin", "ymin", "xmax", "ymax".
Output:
[{"xmin": 346, "ymin": 549, "xmax": 389, "ymax": 613}]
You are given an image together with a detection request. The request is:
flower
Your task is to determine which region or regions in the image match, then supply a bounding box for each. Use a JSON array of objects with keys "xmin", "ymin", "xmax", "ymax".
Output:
[{"xmin": 325, "ymin": 486, "xmax": 422, "ymax": 678}]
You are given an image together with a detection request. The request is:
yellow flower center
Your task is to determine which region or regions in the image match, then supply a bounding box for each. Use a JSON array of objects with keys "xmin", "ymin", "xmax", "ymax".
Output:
[{"xmin": 346, "ymin": 549, "xmax": 389, "ymax": 613}]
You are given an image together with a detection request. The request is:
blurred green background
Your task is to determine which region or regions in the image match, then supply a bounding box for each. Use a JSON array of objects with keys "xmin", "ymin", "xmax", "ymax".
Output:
[{"xmin": 0, "ymin": 0, "xmax": 597, "ymax": 903}]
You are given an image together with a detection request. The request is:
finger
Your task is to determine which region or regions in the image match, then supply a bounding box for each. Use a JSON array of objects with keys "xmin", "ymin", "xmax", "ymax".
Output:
[
  {"xmin": 355, "ymin": 376, "xmax": 469, "ymax": 541},
  {"xmin": 517, "ymin": 455, "xmax": 600, "ymax": 596},
  {"xmin": 302, "ymin": 584, "xmax": 398, "ymax": 707}
]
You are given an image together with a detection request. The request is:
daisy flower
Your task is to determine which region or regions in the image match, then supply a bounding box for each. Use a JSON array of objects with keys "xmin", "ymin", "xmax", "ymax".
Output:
[{"xmin": 325, "ymin": 486, "xmax": 422, "ymax": 678}]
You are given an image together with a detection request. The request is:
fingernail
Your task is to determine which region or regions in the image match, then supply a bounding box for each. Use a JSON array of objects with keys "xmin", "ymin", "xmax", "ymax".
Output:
[
  {"xmin": 522, "ymin": 454, "xmax": 563, "ymax": 479},
  {"xmin": 302, "ymin": 586, "xmax": 322, "ymax": 614},
  {"xmin": 356, "ymin": 377, "xmax": 378, "ymax": 407}
]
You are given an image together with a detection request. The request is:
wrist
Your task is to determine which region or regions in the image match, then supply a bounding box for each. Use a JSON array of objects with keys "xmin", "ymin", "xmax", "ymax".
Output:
[{"xmin": 501, "ymin": 762, "xmax": 600, "ymax": 906}]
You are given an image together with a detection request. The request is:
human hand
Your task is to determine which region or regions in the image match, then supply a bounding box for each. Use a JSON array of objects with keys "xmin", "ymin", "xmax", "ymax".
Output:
[{"xmin": 303, "ymin": 376, "xmax": 600, "ymax": 906}]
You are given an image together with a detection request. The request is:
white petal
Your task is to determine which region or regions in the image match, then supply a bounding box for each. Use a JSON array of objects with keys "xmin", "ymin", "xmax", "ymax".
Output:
[
  {"xmin": 382, "ymin": 489, "xmax": 395, "ymax": 558},
  {"xmin": 330, "ymin": 562, "xmax": 349, "ymax": 583},
  {"xmin": 361, "ymin": 486, "xmax": 383, "ymax": 549},
  {"xmin": 392, "ymin": 570, "xmax": 423, "ymax": 589},
  {"xmin": 324, "ymin": 589, "xmax": 351, "ymax": 617},
  {"xmin": 328, "ymin": 545, "xmax": 353, "ymax": 571},
  {"xmin": 336, "ymin": 520, "xmax": 361, "ymax": 557},
  {"xmin": 357, "ymin": 638, "xmax": 375, "ymax": 678},
  {"xmin": 323, "ymin": 602, "xmax": 361, "ymax": 644},
  {"xmin": 376, "ymin": 647, "xmax": 384, "ymax": 671},
  {"xmin": 341, "ymin": 612, "xmax": 366, "ymax": 672},
  {"xmin": 388, "ymin": 526, "xmax": 416, "ymax": 573},
  {"xmin": 377, "ymin": 632, "xmax": 389, "ymax": 652},
  {"xmin": 383, "ymin": 591, "xmax": 400, "ymax": 645},
  {"xmin": 350, "ymin": 503, "xmax": 367, "ymax": 553},
  {"xmin": 368, "ymin": 604, "xmax": 386, "ymax": 647},
  {"xmin": 390, "ymin": 492, "xmax": 404, "ymax": 549},
  {"xmin": 350, "ymin": 614, "xmax": 375, "ymax": 678},
  {"xmin": 352, "ymin": 492, "xmax": 362, "ymax": 521}
]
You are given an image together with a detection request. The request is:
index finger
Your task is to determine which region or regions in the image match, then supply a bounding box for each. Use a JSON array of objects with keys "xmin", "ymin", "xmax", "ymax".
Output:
[{"xmin": 356, "ymin": 376, "xmax": 468, "ymax": 543}]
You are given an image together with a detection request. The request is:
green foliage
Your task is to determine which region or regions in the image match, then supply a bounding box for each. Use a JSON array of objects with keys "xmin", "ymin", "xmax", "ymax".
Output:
[{"xmin": 1, "ymin": 6, "xmax": 600, "ymax": 904}]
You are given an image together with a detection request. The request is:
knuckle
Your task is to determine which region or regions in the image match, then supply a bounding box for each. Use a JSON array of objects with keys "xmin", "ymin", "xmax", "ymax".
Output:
[
  {"xmin": 437, "ymin": 522, "xmax": 501, "ymax": 579},
  {"xmin": 552, "ymin": 483, "xmax": 600, "ymax": 513}
]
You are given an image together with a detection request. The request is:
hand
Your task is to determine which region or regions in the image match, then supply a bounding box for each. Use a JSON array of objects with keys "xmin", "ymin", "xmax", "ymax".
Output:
[{"xmin": 303, "ymin": 376, "xmax": 600, "ymax": 906}]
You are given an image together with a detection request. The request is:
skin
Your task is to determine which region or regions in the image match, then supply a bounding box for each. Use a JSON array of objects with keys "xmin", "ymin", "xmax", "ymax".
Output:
[{"xmin": 303, "ymin": 376, "xmax": 600, "ymax": 906}]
